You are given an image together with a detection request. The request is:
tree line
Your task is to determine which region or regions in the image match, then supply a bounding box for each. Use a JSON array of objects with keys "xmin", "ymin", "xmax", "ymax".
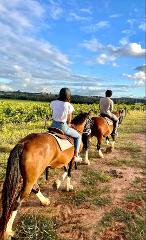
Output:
[{"xmin": 0, "ymin": 91, "xmax": 145, "ymax": 104}]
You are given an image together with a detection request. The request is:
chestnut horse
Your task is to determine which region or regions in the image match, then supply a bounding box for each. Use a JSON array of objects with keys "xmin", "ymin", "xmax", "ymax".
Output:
[
  {"xmin": 0, "ymin": 112, "xmax": 89, "ymax": 240},
  {"xmin": 82, "ymin": 110, "xmax": 124, "ymax": 165}
]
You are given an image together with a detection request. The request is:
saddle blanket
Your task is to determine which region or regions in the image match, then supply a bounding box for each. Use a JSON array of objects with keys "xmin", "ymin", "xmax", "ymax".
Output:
[{"xmin": 47, "ymin": 133, "xmax": 74, "ymax": 151}]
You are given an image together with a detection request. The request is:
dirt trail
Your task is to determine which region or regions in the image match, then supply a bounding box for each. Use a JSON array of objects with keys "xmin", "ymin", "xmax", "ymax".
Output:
[{"xmin": 0, "ymin": 133, "xmax": 145, "ymax": 240}]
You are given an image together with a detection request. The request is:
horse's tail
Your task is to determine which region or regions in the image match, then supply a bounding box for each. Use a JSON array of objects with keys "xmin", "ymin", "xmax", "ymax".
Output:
[{"xmin": 0, "ymin": 143, "xmax": 24, "ymax": 237}]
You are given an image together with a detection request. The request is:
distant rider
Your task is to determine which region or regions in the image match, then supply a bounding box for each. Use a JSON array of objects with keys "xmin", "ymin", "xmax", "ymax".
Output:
[{"xmin": 99, "ymin": 90, "xmax": 118, "ymax": 136}]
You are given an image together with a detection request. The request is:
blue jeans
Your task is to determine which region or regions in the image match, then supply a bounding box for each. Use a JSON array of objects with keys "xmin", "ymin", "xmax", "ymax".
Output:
[{"xmin": 51, "ymin": 120, "xmax": 82, "ymax": 152}]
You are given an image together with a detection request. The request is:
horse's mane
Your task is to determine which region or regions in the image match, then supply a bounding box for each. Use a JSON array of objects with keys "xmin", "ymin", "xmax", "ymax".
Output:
[{"xmin": 71, "ymin": 112, "xmax": 89, "ymax": 125}]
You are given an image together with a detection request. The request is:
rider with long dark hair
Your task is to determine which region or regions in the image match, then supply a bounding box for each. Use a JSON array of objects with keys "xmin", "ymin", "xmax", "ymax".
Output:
[{"xmin": 50, "ymin": 88, "xmax": 82, "ymax": 162}]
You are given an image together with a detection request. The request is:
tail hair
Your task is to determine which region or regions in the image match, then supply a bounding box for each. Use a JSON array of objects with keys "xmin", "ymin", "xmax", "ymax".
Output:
[{"xmin": 0, "ymin": 143, "xmax": 24, "ymax": 234}]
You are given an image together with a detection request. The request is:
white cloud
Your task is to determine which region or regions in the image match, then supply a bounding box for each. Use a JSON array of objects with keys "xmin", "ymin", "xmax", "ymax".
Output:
[
  {"xmin": 81, "ymin": 39, "xmax": 146, "ymax": 58},
  {"xmin": 125, "ymin": 43, "xmax": 146, "ymax": 56},
  {"xmin": 112, "ymin": 62, "xmax": 118, "ymax": 67},
  {"xmin": 68, "ymin": 12, "xmax": 89, "ymax": 21},
  {"xmin": 123, "ymin": 65, "xmax": 146, "ymax": 87},
  {"xmin": 0, "ymin": 84, "xmax": 13, "ymax": 91},
  {"xmin": 82, "ymin": 21, "xmax": 110, "ymax": 33},
  {"xmin": 80, "ymin": 39, "xmax": 103, "ymax": 52},
  {"xmin": 139, "ymin": 22, "xmax": 146, "ymax": 31},
  {"xmin": 48, "ymin": 0, "xmax": 63, "ymax": 20},
  {"xmin": 96, "ymin": 53, "xmax": 116, "ymax": 64},
  {"xmin": 109, "ymin": 14, "xmax": 122, "ymax": 18},
  {"xmin": 107, "ymin": 43, "xmax": 146, "ymax": 57},
  {"xmin": 81, "ymin": 39, "xmax": 145, "ymax": 66},
  {"xmin": 79, "ymin": 8, "xmax": 92, "ymax": 14},
  {"xmin": 119, "ymin": 37, "xmax": 129, "ymax": 46},
  {"xmin": 123, "ymin": 71, "xmax": 145, "ymax": 81},
  {"xmin": 1, "ymin": 1, "xmax": 102, "ymax": 93},
  {"xmin": 96, "ymin": 21, "xmax": 109, "ymax": 28}
]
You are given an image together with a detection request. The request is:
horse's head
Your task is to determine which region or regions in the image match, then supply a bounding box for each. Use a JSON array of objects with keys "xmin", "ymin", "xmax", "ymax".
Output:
[
  {"xmin": 114, "ymin": 109, "xmax": 125, "ymax": 124},
  {"xmin": 71, "ymin": 112, "xmax": 89, "ymax": 133}
]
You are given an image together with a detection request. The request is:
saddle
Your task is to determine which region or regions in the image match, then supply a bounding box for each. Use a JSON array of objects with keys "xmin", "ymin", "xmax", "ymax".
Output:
[
  {"xmin": 100, "ymin": 115, "xmax": 113, "ymax": 126},
  {"xmin": 47, "ymin": 127, "xmax": 74, "ymax": 145}
]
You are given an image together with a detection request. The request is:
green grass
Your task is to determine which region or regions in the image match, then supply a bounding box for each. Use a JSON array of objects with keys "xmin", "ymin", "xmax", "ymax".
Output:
[
  {"xmin": 108, "ymin": 157, "xmax": 144, "ymax": 168},
  {"xmin": 15, "ymin": 214, "xmax": 59, "ymax": 240},
  {"xmin": 93, "ymin": 196, "xmax": 112, "ymax": 206},
  {"xmin": 99, "ymin": 207, "xmax": 132, "ymax": 227},
  {"xmin": 119, "ymin": 111, "xmax": 146, "ymax": 134},
  {"xmin": 59, "ymin": 186, "xmax": 111, "ymax": 206},
  {"xmin": 124, "ymin": 190, "xmax": 146, "ymax": 203},
  {"xmin": 96, "ymin": 207, "xmax": 145, "ymax": 240},
  {"xmin": 81, "ymin": 170, "xmax": 111, "ymax": 186}
]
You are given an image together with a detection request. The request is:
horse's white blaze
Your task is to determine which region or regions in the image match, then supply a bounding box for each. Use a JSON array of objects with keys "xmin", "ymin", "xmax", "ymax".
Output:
[
  {"xmin": 66, "ymin": 177, "xmax": 73, "ymax": 191},
  {"xmin": 99, "ymin": 149, "xmax": 104, "ymax": 158},
  {"xmin": 6, "ymin": 210, "xmax": 17, "ymax": 236},
  {"xmin": 111, "ymin": 141, "xmax": 115, "ymax": 149},
  {"xmin": 106, "ymin": 139, "xmax": 109, "ymax": 145},
  {"xmin": 36, "ymin": 190, "xmax": 50, "ymax": 205}
]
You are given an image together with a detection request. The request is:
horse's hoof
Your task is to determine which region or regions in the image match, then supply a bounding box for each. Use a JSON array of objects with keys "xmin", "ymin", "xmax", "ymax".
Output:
[
  {"xmin": 99, "ymin": 154, "xmax": 104, "ymax": 158},
  {"xmin": 84, "ymin": 160, "xmax": 90, "ymax": 165},
  {"xmin": 4, "ymin": 230, "xmax": 15, "ymax": 239},
  {"xmin": 53, "ymin": 180, "xmax": 61, "ymax": 190},
  {"xmin": 105, "ymin": 146, "xmax": 112, "ymax": 153},
  {"xmin": 67, "ymin": 185, "xmax": 74, "ymax": 192},
  {"xmin": 41, "ymin": 198, "xmax": 50, "ymax": 206}
]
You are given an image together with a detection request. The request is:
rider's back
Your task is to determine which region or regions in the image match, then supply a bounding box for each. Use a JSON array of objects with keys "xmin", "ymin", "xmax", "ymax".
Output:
[{"xmin": 99, "ymin": 97, "xmax": 113, "ymax": 116}]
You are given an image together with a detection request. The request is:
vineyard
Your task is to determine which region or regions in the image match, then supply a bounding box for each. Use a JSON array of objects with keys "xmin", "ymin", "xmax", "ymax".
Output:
[
  {"xmin": 0, "ymin": 99, "xmax": 145, "ymax": 240},
  {"xmin": 0, "ymin": 99, "xmax": 144, "ymax": 126}
]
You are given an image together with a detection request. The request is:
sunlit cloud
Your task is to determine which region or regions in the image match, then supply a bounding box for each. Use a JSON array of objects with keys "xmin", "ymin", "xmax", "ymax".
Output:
[
  {"xmin": 81, "ymin": 39, "xmax": 146, "ymax": 66},
  {"xmin": 123, "ymin": 64, "xmax": 146, "ymax": 87}
]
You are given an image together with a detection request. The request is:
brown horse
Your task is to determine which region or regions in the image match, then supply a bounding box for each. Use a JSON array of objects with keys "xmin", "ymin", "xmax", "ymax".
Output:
[
  {"xmin": 82, "ymin": 110, "xmax": 124, "ymax": 164},
  {"xmin": 0, "ymin": 112, "xmax": 89, "ymax": 240}
]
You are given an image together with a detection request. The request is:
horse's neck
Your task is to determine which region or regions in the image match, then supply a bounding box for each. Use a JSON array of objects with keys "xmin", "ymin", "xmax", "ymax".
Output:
[{"xmin": 71, "ymin": 123, "xmax": 84, "ymax": 133}]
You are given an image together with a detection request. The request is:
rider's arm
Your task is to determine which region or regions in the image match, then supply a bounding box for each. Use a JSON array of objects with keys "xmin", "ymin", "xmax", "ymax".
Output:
[
  {"xmin": 67, "ymin": 113, "xmax": 72, "ymax": 125},
  {"xmin": 110, "ymin": 100, "xmax": 114, "ymax": 112}
]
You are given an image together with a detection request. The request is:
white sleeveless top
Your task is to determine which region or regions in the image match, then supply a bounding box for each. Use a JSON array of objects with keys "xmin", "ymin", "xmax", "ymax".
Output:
[{"xmin": 50, "ymin": 100, "xmax": 74, "ymax": 123}]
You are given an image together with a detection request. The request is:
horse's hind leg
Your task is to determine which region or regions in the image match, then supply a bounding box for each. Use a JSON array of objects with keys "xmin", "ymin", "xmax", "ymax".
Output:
[
  {"xmin": 66, "ymin": 160, "xmax": 73, "ymax": 191},
  {"xmin": 82, "ymin": 134, "xmax": 90, "ymax": 165},
  {"xmin": 111, "ymin": 135, "xmax": 115, "ymax": 150},
  {"xmin": 105, "ymin": 136, "xmax": 113, "ymax": 153},
  {"xmin": 97, "ymin": 134, "xmax": 104, "ymax": 158},
  {"xmin": 5, "ymin": 181, "xmax": 34, "ymax": 238},
  {"xmin": 32, "ymin": 184, "xmax": 50, "ymax": 206},
  {"xmin": 105, "ymin": 136, "xmax": 110, "ymax": 145},
  {"xmin": 53, "ymin": 167, "xmax": 68, "ymax": 190}
]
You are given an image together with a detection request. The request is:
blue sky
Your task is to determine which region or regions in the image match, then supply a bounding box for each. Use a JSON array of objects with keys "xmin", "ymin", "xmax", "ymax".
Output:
[{"xmin": 0, "ymin": 0, "xmax": 145, "ymax": 97}]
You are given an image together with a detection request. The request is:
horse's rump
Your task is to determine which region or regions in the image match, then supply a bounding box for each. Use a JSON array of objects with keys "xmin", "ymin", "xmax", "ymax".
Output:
[{"xmin": 92, "ymin": 117, "xmax": 113, "ymax": 137}]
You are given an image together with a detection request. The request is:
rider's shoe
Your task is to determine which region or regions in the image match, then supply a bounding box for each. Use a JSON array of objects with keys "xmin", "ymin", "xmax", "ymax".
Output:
[{"xmin": 74, "ymin": 155, "xmax": 82, "ymax": 163}]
